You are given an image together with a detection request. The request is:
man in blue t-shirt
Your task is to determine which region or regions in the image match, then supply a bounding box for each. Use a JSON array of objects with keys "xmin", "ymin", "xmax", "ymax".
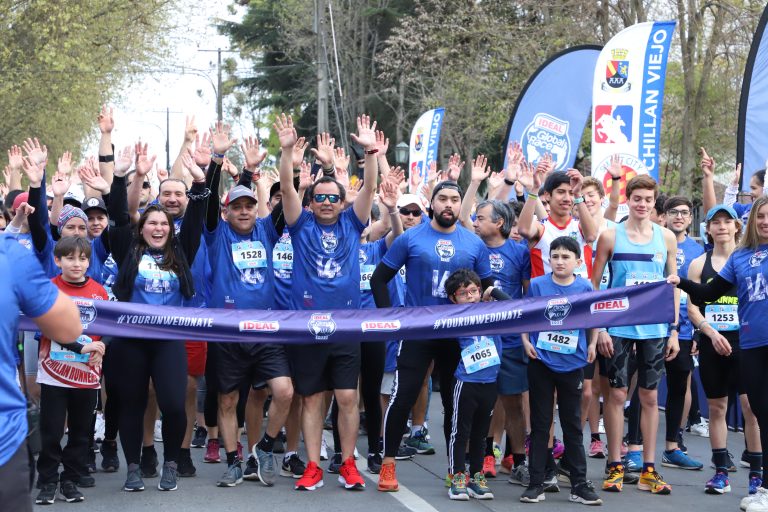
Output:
[
  {"xmin": 274, "ymin": 113, "xmax": 378, "ymax": 491},
  {"xmin": 370, "ymin": 180, "xmax": 493, "ymax": 492},
  {"xmin": 0, "ymin": 235, "xmax": 87, "ymax": 511}
]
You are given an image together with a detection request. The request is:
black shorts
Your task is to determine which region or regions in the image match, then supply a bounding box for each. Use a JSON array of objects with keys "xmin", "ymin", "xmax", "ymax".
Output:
[
  {"xmin": 287, "ymin": 342, "xmax": 361, "ymax": 396},
  {"xmin": 698, "ymin": 335, "xmax": 744, "ymax": 398},
  {"xmin": 665, "ymin": 339, "xmax": 693, "ymax": 373},
  {"xmin": 605, "ymin": 336, "xmax": 666, "ymax": 390},
  {"xmin": 217, "ymin": 342, "xmax": 291, "ymax": 394}
]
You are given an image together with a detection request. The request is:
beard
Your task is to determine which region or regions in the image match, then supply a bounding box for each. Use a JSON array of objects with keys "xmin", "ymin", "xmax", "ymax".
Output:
[{"xmin": 434, "ymin": 209, "xmax": 458, "ymax": 228}]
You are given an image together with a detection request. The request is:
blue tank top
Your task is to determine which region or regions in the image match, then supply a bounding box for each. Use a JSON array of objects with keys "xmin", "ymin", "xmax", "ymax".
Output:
[{"xmin": 608, "ymin": 222, "xmax": 669, "ymax": 339}]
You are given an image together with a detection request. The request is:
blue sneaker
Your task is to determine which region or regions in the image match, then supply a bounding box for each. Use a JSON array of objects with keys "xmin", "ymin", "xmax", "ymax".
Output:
[
  {"xmin": 662, "ymin": 448, "xmax": 704, "ymax": 470},
  {"xmin": 750, "ymin": 475, "xmax": 763, "ymax": 495},
  {"xmin": 623, "ymin": 450, "xmax": 642, "ymax": 473},
  {"xmin": 705, "ymin": 472, "xmax": 731, "ymax": 494}
]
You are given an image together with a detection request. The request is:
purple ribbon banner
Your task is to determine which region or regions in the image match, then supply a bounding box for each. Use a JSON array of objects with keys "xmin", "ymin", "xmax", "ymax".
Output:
[{"xmin": 18, "ymin": 282, "xmax": 673, "ymax": 344}]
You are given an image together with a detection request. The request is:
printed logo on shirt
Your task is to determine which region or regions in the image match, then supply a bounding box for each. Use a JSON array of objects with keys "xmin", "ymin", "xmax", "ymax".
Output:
[
  {"xmin": 568, "ymin": 230, "xmax": 579, "ymax": 241},
  {"xmin": 74, "ymin": 299, "xmax": 97, "ymax": 328},
  {"xmin": 239, "ymin": 320, "xmax": 280, "ymax": 333},
  {"xmin": 361, "ymin": 320, "xmax": 401, "ymax": 332},
  {"xmin": 17, "ymin": 238, "xmax": 32, "ymax": 250},
  {"xmin": 308, "ymin": 313, "xmax": 336, "ymax": 340},
  {"xmin": 653, "ymin": 252, "xmax": 665, "ymax": 264},
  {"xmin": 676, "ymin": 248, "xmax": 685, "ymax": 269},
  {"xmin": 544, "ymin": 297, "xmax": 572, "ymax": 326},
  {"xmin": 590, "ymin": 297, "xmax": 629, "ymax": 314},
  {"xmin": 750, "ymin": 250, "xmax": 768, "ymax": 268},
  {"xmin": 320, "ymin": 231, "xmax": 338, "ymax": 253},
  {"xmin": 359, "ymin": 249, "xmax": 367, "ymax": 265},
  {"xmin": 435, "ymin": 240, "xmax": 455, "ymax": 262},
  {"xmin": 489, "ymin": 254, "xmax": 504, "ymax": 272}
]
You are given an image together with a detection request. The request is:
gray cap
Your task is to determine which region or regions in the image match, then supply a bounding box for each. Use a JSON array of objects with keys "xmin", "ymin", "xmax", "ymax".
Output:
[
  {"xmin": 225, "ymin": 185, "xmax": 257, "ymax": 205},
  {"xmin": 82, "ymin": 196, "xmax": 107, "ymax": 214}
]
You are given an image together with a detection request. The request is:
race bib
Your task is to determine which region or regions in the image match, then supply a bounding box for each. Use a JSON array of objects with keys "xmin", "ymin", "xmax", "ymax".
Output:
[
  {"xmin": 232, "ymin": 241, "xmax": 267, "ymax": 270},
  {"xmin": 600, "ymin": 269, "xmax": 610, "ymax": 287},
  {"xmin": 50, "ymin": 335, "xmax": 93, "ymax": 363},
  {"xmin": 705, "ymin": 304, "xmax": 739, "ymax": 332},
  {"xmin": 461, "ymin": 337, "xmax": 500, "ymax": 374},
  {"xmin": 138, "ymin": 255, "xmax": 177, "ymax": 293},
  {"xmin": 574, "ymin": 263, "xmax": 589, "ymax": 279},
  {"xmin": 360, "ymin": 264, "xmax": 375, "ymax": 291},
  {"xmin": 625, "ymin": 273, "xmax": 662, "ymax": 287},
  {"xmin": 680, "ymin": 290, "xmax": 688, "ymax": 305},
  {"xmin": 536, "ymin": 330, "xmax": 579, "ymax": 354},
  {"xmin": 273, "ymin": 242, "xmax": 293, "ymax": 272}
]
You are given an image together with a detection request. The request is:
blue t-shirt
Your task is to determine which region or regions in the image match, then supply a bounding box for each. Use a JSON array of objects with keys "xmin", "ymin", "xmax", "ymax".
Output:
[
  {"xmin": 382, "ymin": 222, "xmax": 491, "ymax": 306},
  {"xmin": 205, "ymin": 218, "xmax": 279, "ymax": 310},
  {"xmin": 719, "ymin": 244, "xmax": 768, "ymax": 349},
  {"xmin": 273, "ymin": 229, "xmax": 293, "ymax": 310},
  {"xmin": 12, "ymin": 232, "xmax": 33, "ymax": 252},
  {"xmin": 487, "ymin": 240, "xmax": 530, "ymax": 348},
  {"xmin": 288, "ymin": 208, "xmax": 367, "ymax": 309},
  {"xmin": 34, "ymin": 231, "xmax": 57, "ymax": 278},
  {"xmin": 455, "ymin": 335, "xmax": 503, "ymax": 383},
  {"xmin": 174, "ymin": 218, "xmax": 212, "ymax": 308},
  {"xmin": 87, "ymin": 237, "xmax": 111, "ymax": 285},
  {"xmin": 0, "ymin": 235, "xmax": 58, "ymax": 465},
  {"xmin": 527, "ymin": 273, "xmax": 592, "ymax": 372},
  {"xmin": 732, "ymin": 203, "xmax": 751, "ymax": 227},
  {"xmin": 675, "ymin": 236, "xmax": 704, "ymax": 340},
  {"xmin": 131, "ymin": 252, "xmax": 182, "ymax": 306},
  {"xmin": 360, "ymin": 239, "xmax": 403, "ymax": 310}
]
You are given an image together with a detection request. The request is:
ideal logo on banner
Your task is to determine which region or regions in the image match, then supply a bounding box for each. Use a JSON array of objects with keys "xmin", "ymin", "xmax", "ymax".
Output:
[{"xmin": 521, "ymin": 113, "xmax": 570, "ymax": 171}]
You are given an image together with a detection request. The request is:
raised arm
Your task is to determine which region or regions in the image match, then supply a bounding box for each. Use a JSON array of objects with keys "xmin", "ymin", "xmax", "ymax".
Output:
[
  {"xmin": 6, "ymin": 145, "xmax": 24, "ymax": 192},
  {"xmin": 275, "ymin": 114, "xmax": 302, "ymax": 226},
  {"xmin": 22, "ymin": 158, "xmax": 50, "ymax": 253},
  {"xmin": 350, "ymin": 115, "xmax": 378, "ymax": 225},
  {"xmin": 459, "ymin": 154, "xmax": 491, "ymax": 228},
  {"xmin": 379, "ymin": 177, "xmax": 403, "ymax": 248},
  {"xmin": 723, "ymin": 164, "xmax": 741, "ymax": 207},
  {"xmin": 241, "ymin": 135, "xmax": 269, "ymax": 217},
  {"xmin": 97, "ymin": 105, "xmax": 115, "ymax": 186},
  {"xmin": 604, "ymin": 154, "xmax": 622, "ymax": 222},
  {"xmin": 517, "ymin": 161, "xmax": 543, "ymax": 243},
  {"xmin": 171, "ymin": 115, "xmax": 198, "ymax": 183},
  {"xmin": 571, "ymin": 169, "xmax": 597, "ymax": 243},
  {"xmin": 700, "ymin": 148, "xmax": 717, "ymax": 214},
  {"xmin": 48, "ymin": 170, "xmax": 71, "ymax": 231},
  {"xmin": 178, "ymin": 152, "xmax": 210, "ymax": 266},
  {"xmin": 495, "ymin": 142, "xmax": 522, "ymax": 200}
]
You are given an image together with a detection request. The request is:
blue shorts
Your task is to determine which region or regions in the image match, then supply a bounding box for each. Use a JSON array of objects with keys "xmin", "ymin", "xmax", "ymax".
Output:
[{"xmin": 497, "ymin": 345, "xmax": 529, "ymax": 395}]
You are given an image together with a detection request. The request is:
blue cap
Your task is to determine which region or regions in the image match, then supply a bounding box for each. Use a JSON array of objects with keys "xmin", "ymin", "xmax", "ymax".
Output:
[{"xmin": 705, "ymin": 204, "xmax": 738, "ymax": 222}]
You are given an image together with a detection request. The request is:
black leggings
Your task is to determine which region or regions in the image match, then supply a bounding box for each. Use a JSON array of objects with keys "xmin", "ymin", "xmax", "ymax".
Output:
[
  {"xmin": 740, "ymin": 346, "xmax": 768, "ymax": 482},
  {"xmin": 108, "ymin": 338, "xmax": 187, "ymax": 465},
  {"xmin": 665, "ymin": 341, "xmax": 693, "ymax": 443},
  {"xmin": 203, "ymin": 343, "xmax": 247, "ymax": 428},
  {"xmin": 330, "ymin": 341, "xmax": 385, "ymax": 455},
  {"xmin": 383, "ymin": 339, "xmax": 461, "ymax": 458}
]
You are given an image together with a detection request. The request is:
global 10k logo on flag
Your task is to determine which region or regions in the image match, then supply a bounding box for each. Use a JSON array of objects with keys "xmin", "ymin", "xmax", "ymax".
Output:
[{"xmin": 521, "ymin": 113, "xmax": 570, "ymax": 171}]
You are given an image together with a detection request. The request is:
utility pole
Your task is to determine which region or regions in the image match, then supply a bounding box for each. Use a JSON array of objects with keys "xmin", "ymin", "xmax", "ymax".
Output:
[
  {"xmin": 217, "ymin": 48, "xmax": 223, "ymax": 122},
  {"xmin": 315, "ymin": 0, "xmax": 329, "ymax": 133},
  {"xmin": 166, "ymin": 107, "xmax": 170, "ymax": 170}
]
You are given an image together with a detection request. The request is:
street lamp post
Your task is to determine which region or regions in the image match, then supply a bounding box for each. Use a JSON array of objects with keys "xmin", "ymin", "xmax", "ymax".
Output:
[{"xmin": 395, "ymin": 142, "xmax": 409, "ymax": 165}]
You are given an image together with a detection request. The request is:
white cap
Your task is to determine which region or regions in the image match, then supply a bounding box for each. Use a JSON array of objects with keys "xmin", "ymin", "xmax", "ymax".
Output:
[
  {"xmin": 396, "ymin": 193, "xmax": 422, "ymax": 210},
  {"xmin": 63, "ymin": 185, "xmax": 85, "ymax": 206}
]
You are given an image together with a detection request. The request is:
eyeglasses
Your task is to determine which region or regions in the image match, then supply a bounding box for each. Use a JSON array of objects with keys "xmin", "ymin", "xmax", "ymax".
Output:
[
  {"xmin": 666, "ymin": 209, "xmax": 691, "ymax": 218},
  {"xmin": 313, "ymin": 194, "xmax": 340, "ymax": 204},
  {"xmin": 399, "ymin": 207, "xmax": 421, "ymax": 217},
  {"xmin": 453, "ymin": 287, "xmax": 480, "ymax": 300}
]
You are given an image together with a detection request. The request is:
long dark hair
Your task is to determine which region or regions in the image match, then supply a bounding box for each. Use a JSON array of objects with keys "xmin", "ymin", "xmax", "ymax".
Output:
[{"xmin": 133, "ymin": 204, "xmax": 182, "ymax": 276}]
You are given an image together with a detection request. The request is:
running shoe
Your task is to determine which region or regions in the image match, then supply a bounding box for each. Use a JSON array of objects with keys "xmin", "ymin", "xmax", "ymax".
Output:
[
  {"xmin": 445, "ymin": 473, "xmax": 453, "ymax": 488},
  {"xmin": 295, "ymin": 461, "xmax": 324, "ymax": 491},
  {"xmin": 191, "ymin": 425, "xmax": 207, "ymax": 448},
  {"xmin": 552, "ymin": 438, "xmax": 565, "ymax": 459},
  {"xmin": 281, "ymin": 454, "xmax": 306, "ymax": 479},
  {"xmin": 35, "ymin": 483, "xmax": 57, "ymax": 504},
  {"xmin": 747, "ymin": 487, "xmax": 768, "ymax": 512},
  {"xmin": 500, "ymin": 455, "xmax": 514, "ymax": 474},
  {"xmin": 244, "ymin": 455, "xmax": 260, "ymax": 481},
  {"xmin": 711, "ymin": 451, "xmax": 737, "ymax": 472},
  {"xmin": 638, "ymin": 468, "xmax": 672, "ymax": 494},
  {"xmin": 395, "ymin": 443, "xmax": 416, "ymax": 460},
  {"xmin": 662, "ymin": 449, "xmax": 704, "ymax": 470},
  {"xmin": 743, "ymin": 487, "xmax": 768, "ymax": 511},
  {"xmin": 254, "ymin": 445, "xmax": 276, "ymax": 486},
  {"xmin": 589, "ymin": 440, "xmax": 606, "ymax": 459},
  {"xmin": 750, "ymin": 476, "xmax": 764, "ymax": 495},
  {"xmin": 483, "ymin": 455, "xmax": 497, "ymax": 478},
  {"xmin": 100, "ymin": 440, "xmax": 120, "ymax": 472},
  {"xmin": 624, "ymin": 450, "xmax": 642, "ymax": 473},
  {"xmin": 368, "ymin": 453, "xmax": 382, "ymax": 474},
  {"xmin": 493, "ymin": 443, "xmax": 502, "ymax": 465},
  {"xmin": 158, "ymin": 461, "xmax": 178, "ymax": 491},
  {"xmin": 677, "ymin": 430, "xmax": 688, "ymax": 454},
  {"xmin": 320, "ymin": 437, "xmax": 329, "ymax": 461},
  {"xmin": 598, "ymin": 418, "xmax": 605, "ymax": 434},
  {"xmin": 204, "ymin": 438, "xmax": 221, "ymax": 463},
  {"xmin": 87, "ymin": 450, "xmax": 97, "ymax": 474},
  {"xmin": 448, "ymin": 472, "xmax": 469, "ymax": 501},
  {"xmin": 602, "ymin": 464, "xmax": 624, "ymax": 492},
  {"xmin": 339, "ymin": 456, "xmax": 365, "ymax": 490},
  {"xmin": 520, "ymin": 484, "xmax": 546, "ymax": 503},
  {"xmin": 570, "ymin": 482, "xmax": 603, "ymax": 505},
  {"xmin": 705, "ymin": 471, "xmax": 731, "ymax": 495},
  {"xmin": 177, "ymin": 450, "xmax": 196, "ymax": 477},
  {"xmin": 468, "ymin": 472, "xmax": 494, "ymax": 500},
  {"xmin": 94, "ymin": 412, "xmax": 105, "ymax": 443},
  {"xmin": 620, "ymin": 441, "xmax": 629, "ymax": 457},
  {"xmin": 509, "ymin": 464, "xmax": 530, "ymax": 486},
  {"xmin": 59, "ymin": 481, "xmax": 84, "ymax": 503},
  {"xmin": 405, "ymin": 430, "xmax": 435, "ymax": 455},
  {"xmin": 327, "ymin": 452, "xmax": 342, "ymax": 474},
  {"xmin": 77, "ymin": 474, "xmax": 95, "ymax": 488},
  {"xmin": 689, "ymin": 420, "xmax": 710, "ymax": 438},
  {"xmin": 217, "ymin": 462, "xmax": 243, "ymax": 487},
  {"xmin": 139, "ymin": 446, "xmax": 158, "ymax": 478},
  {"xmin": 544, "ymin": 469, "xmax": 559, "ymax": 492},
  {"xmin": 377, "ymin": 462, "xmax": 398, "ymax": 492},
  {"xmin": 556, "ymin": 460, "xmax": 572, "ymax": 487},
  {"xmin": 123, "ymin": 463, "xmax": 145, "ymax": 492},
  {"xmin": 153, "ymin": 419, "xmax": 162, "ymax": 442}
]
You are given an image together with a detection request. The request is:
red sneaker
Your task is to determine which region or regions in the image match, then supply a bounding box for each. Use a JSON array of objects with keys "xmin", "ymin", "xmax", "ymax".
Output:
[
  {"xmin": 339, "ymin": 456, "xmax": 365, "ymax": 490},
  {"xmin": 483, "ymin": 455, "xmax": 497, "ymax": 477},
  {"xmin": 500, "ymin": 455, "xmax": 513, "ymax": 474},
  {"xmin": 204, "ymin": 439, "xmax": 221, "ymax": 463},
  {"xmin": 295, "ymin": 461, "xmax": 324, "ymax": 491},
  {"xmin": 377, "ymin": 462, "xmax": 398, "ymax": 492}
]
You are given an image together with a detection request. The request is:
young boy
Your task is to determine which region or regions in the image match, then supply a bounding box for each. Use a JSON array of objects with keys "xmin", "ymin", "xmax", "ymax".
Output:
[
  {"xmin": 520, "ymin": 236, "xmax": 602, "ymax": 506},
  {"xmin": 35, "ymin": 237, "xmax": 108, "ymax": 505},
  {"xmin": 445, "ymin": 268, "xmax": 501, "ymax": 501}
]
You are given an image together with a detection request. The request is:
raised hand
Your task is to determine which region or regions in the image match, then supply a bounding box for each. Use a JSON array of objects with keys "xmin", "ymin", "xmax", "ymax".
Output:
[
  {"xmin": 241, "ymin": 135, "xmax": 268, "ymax": 171},
  {"xmin": 98, "ymin": 105, "xmax": 114, "ymax": 134},
  {"xmin": 310, "ymin": 132, "xmax": 335, "ymax": 168},
  {"xmin": 16, "ymin": 201, "xmax": 35, "ymax": 217},
  {"xmin": 608, "ymin": 154, "xmax": 623, "ymax": 179},
  {"xmin": 505, "ymin": 141, "xmax": 523, "ymax": 181},
  {"xmin": 470, "ymin": 154, "xmax": 491, "ymax": 183},
  {"xmin": 532, "ymin": 160, "xmax": 546, "ymax": 189},
  {"xmin": 700, "ymin": 147, "xmax": 714, "ymax": 178},
  {"xmin": 732, "ymin": 163, "xmax": 742, "ymax": 187},
  {"xmin": 447, "ymin": 153, "xmax": 464, "ymax": 181},
  {"xmin": 156, "ymin": 164, "xmax": 169, "ymax": 182},
  {"xmin": 335, "ymin": 165, "xmax": 350, "ymax": 188},
  {"xmin": 221, "ymin": 157, "xmax": 239, "ymax": 178},
  {"xmin": 378, "ymin": 177, "xmax": 399, "ymax": 211},
  {"xmin": 334, "ymin": 146, "xmax": 350, "ymax": 173},
  {"xmin": 7, "ymin": 145, "xmax": 23, "ymax": 172},
  {"xmin": 567, "ymin": 168, "xmax": 584, "ymax": 195},
  {"xmin": 134, "ymin": 143, "xmax": 156, "ymax": 178},
  {"xmin": 517, "ymin": 159, "xmax": 535, "ymax": 191},
  {"xmin": 211, "ymin": 121, "xmax": 237, "ymax": 157},
  {"xmin": 298, "ymin": 161, "xmax": 313, "ymax": 192},
  {"xmin": 262, "ymin": 168, "xmax": 279, "ymax": 187},
  {"xmin": 194, "ymin": 131, "xmax": 212, "ymax": 168},
  {"xmin": 427, "ymin": 160, "xmax": 439, "ymax": 184},
  {"xmin": 273, "ymin": 113, "xmax": 297, "ymax": 149},
  {"xmin": 57, "ymin": 151, "xmax": 73, "ymax": 176},
  {"xmin": 21, "ymin": 157, "xmax": 44, "ymax": 187},
  {"xmin": 3, "ymin": 166, "xmax": 10, "ymax": 185},
  {"xmin": 184, "ymin": 115, "xmax": 198, "ymax": 144},
  {"xmin": 292, "ymin": 137, "xmax": 308, "ymax": 169},
  {"xmin": 536, "ymin": 152, "xmax": 554, "ymax": 176},
  {"xmin": 183, "ymin": 148, "xmax": 205, "ymax": 182},
  {"xmin": 389, "ymin": 166, "xmax": 405, "ymax": 188},
  {"xmin": 78, "ymin": 163, "xmax": 109, "ymax": 194},
  {"xmin": 0, "ymin": 183, "xmax": 8, "ymax": 198},
  {"xmin": 51, "ymin": 171, "xmax": 71, "ymax": 197},
  {"xmin": 375, "ymin": 130, "xmax": 389, "ymax": 154},
  {"xmin": 114, "ymin": 145, "xmax": 134, "ymax": 176},
  {"xmin": 488, "ymin": 170, "xmax": 505, "ymax": 192},
  {"xmin": 350, "ymin": 114, "xmax": 376, "ymax": 150},
  {"xmin": 22, "ymin": 138, "xmax": 47, "ymax": 167}
]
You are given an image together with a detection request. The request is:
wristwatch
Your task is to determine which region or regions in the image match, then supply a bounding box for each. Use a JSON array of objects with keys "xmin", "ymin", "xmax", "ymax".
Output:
[{"xmin": 669, "ymin": 323, "xmax": 680, "ymax": 332}]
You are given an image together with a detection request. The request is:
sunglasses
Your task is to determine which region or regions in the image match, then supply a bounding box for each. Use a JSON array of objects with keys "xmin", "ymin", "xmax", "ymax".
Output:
[
  {"xmin": 399, "ymin": 207, "xmax": 421, "ymax": 217},
  {"xmin": 313, "ymin": 194, "xmax": 340, "ymax": 204}
]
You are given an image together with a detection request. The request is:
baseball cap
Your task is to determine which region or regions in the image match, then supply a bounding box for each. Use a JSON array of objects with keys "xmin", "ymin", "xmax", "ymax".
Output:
[
  {"xmin": 11, "ymin": 192, "xmax": 29, "ymax": 211},
  {"xmin": 269, "ymin": 182, "xmax": 281, "ymax": 200},
  {"xmin": 705, "ymin": 204, "xmax": 738, "ymax": 222},
  {"xmin": 63, "ymin": 186, "xmax": 85, "ymax": 208},
  {"xmin": 396, "ymin": 194, "xmax": 422, "ymax": 210},
  {"xmin": 430, "ymin": 180, "xmax": 464, "ymax": 201},
  {"xmin": 82, "ymin": 197, "xmax": 108, "ymax": 215},
  {"xmin": 225, "ymin": 185, "xmax": 257, "ymax": 206}
]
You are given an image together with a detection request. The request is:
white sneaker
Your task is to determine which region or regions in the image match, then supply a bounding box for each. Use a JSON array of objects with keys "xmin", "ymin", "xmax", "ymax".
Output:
[
  {"xmin": 320, "ymin": 437, "xmax": 328, "ymax": 461},
  {"xmin": 353, "ymin": 447, "xmax": 360, "ymax": 460},
  {"xmin": 154, "ymin": 420, "xmax": 163, "ymax": 443},
  {"xmin": 597, "ymin": 418, "xmax": 605, "ymax": 434},
  {"xmin": 94, "ymin": 412, "xmax": 105, "ymax": 443},
  {"xmin": 689, "ymin": 420, "xmax": 710, "ymax": 438},
  {"xmin": 745, "ymin": 488, "xmax": 768, "ymax": 511}
]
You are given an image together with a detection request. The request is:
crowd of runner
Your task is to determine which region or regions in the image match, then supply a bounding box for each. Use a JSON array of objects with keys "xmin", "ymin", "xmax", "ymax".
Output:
[{"xmin": 1, "ymin": 107, "xmax": 768, "ymax": 512}]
